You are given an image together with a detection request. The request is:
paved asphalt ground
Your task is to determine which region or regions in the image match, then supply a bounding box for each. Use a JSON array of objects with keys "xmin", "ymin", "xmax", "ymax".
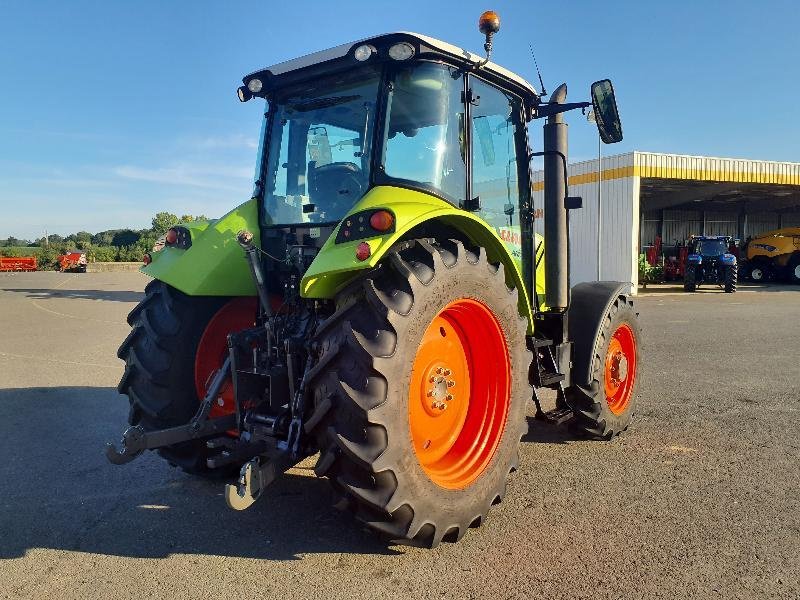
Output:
[{"xmin": 1, "ymin": 271, "xmax": 798, "ymax": 599}]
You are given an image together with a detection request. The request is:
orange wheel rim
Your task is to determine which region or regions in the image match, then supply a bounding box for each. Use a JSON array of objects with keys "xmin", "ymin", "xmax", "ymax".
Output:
[
  {"xmin": 604, "ymin": 323, "xmax": 637, "ymax": 415},
  {"xmin": 408, "ymin": 299, "xmax": 511, "ymax": 490},
  {"xmin": 194, "ymin": 297, "xmax": 257, "ymax": 418}
]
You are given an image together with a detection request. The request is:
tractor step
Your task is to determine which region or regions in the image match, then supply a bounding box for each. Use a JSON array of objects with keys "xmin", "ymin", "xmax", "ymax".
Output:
[
  {"xmin": 538, "ymin": 371, "xmax": 565, "ymax": 386},
  {"xmin": 535, "ymin": 407, "xmax": 574, "ymax": 424},
  {"xmin": 529, "ymin": 337, "xmax": 554, "ymax": 348}
]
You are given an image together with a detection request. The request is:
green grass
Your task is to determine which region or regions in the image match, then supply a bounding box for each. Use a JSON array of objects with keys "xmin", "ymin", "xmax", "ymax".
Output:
[{"xmin": 0, "ymin": 246, "xmax": 43, "ymax": 257}]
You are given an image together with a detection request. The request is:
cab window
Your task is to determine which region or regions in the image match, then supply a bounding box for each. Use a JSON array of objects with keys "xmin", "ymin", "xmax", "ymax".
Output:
[{"xmin": 470, "ymin": 78, "xmax": 522, "ymax": 231}]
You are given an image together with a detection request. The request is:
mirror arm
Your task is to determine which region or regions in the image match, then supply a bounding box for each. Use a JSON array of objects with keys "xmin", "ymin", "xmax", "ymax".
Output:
[{"xmin": 534, "ymin": 101, "xmax": 591, "ymax": 119}]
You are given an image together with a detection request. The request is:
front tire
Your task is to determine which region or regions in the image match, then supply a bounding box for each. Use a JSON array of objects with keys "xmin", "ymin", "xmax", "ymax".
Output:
[
  {"xmin": 566, "ymin": 296, "xmax": 640, "ymax": 438},
  {"xmin": 747, "ymin": 262, "xmax": 768, "ymax": 282},
  {"xmin": 306, "ymin": 239, "xmax": 530, "ymax": 547}
]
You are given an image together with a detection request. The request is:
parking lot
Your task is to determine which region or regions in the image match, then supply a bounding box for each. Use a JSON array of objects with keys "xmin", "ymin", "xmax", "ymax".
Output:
[{"xmin": 1, "ymin": 271, "xmax": 798, "ymax": 600}]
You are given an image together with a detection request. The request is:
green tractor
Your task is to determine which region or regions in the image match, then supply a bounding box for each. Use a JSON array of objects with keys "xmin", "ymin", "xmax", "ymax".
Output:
[{"xmin": 107, "ymin": 11, "xmax": 641, "ymax": 547}]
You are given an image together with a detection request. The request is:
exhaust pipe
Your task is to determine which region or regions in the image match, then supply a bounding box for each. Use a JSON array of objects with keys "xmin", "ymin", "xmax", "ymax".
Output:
[{"xmin": 543, "ymin": 83, "xmax": 569, "ymax": 310}]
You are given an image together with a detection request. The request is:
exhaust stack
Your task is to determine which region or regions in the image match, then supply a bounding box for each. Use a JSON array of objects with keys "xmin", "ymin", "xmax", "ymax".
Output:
[{"xmin": 543, "ymin": 83, "xmax": 569, "ymax": 310}]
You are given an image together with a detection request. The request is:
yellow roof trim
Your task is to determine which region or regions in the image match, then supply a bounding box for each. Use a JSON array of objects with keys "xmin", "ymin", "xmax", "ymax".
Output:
[{"xmin": 531, "ymin": 163, "xmax": 800, "ymax": 191}]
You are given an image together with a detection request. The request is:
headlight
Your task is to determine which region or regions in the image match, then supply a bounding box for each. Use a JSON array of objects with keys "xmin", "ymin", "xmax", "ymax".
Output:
[
  {"xmin": 247, "ymin": 78, "xmax": 263, "ymax": 93},
  {"xmin": 388, "ymin": 42, "xmax": 415, "ymax": 60},
  {"xmin": 353, "ymin": 44, "xmax": 374, "ymax": 61}
]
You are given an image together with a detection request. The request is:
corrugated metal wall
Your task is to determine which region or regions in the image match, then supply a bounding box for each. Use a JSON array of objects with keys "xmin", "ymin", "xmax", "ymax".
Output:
[
  {"xmin": 663, "ymin": 209, "xmax": 702, "ymax": 244},
  {"xmin": 746, "ymin": 213, "xmax": 780, "ymax": 237},
  {"xmin": 640, "ymin": 210, "xmax": 660, "ymax": 248},
  {"xmin": 781, "ymin": 213, "xmax": 800, "ymax": 227},
  {"xmin": 532, "ymin": 153, "xmax": 637, "ymax": 292},
  {"xmin": 704, "ymin": 211, "xmax": 738, "ymax": 237}
]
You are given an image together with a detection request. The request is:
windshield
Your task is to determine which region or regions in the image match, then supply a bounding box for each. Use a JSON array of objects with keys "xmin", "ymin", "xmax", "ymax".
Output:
[
  {"xmin": 262, "ymin": 67, "xmax": 380, "ymax": 225},
  {"xmin": 696, "ymin": 239, "xmax": 728, "ymax": 256}
]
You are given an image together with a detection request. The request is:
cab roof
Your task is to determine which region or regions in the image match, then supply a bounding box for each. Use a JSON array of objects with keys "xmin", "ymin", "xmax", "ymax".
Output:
[{"xmin": 243, "ymin": 32, "xmax": 540, "ymax": 106}]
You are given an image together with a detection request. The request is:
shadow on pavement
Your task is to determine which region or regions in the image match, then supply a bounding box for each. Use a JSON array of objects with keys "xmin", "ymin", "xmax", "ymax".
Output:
[
  {"xmin": 0, "ymin": 386, "xmax": 399, "ymax": 560},
  {"xmin": 521, "ymin": 415, "xmax": 581, "ymax": 445},
  {"xmin": 2, "ymin": 289, "xmax": 144, "ymax": 302}
]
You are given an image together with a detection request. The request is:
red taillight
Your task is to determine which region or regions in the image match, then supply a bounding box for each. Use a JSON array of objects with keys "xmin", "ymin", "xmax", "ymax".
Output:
[
  {"xmin": 355, "ymin": 242, "xmax": 371, "ymax": 261},
  {"xmin": 369, "ymin": 210, "xmax": 394, "ymax": 232},
  {"xmin": 143, "ymin": 254, "xmax": 152, "ymax": 265},
  {"xmin": 165, "ymin": 228, "xmax": 178, "ymax": 244}
]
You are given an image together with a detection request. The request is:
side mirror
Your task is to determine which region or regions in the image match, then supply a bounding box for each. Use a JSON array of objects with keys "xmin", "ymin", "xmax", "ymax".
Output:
[{"xmin": 590, "ymin": 79, "xmax": 623, "ymax": 144}]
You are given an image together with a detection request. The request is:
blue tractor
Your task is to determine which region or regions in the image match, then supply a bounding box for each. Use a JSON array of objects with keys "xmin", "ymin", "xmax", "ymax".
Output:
[{"xmin": 684, "ymin": 236, "xmax": 738, "ymax": 293}]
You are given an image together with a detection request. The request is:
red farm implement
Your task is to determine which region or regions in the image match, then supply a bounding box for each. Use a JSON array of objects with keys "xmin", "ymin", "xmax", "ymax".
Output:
[{"xmin": 0, "ymin": 257, "xmax": 37, "ymax": 272}]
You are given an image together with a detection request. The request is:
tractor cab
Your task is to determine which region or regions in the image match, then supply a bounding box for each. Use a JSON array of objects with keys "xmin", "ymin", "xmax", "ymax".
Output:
[{"xmin": 238, "ymin": 31, "xmax": 545, "ymax": 299}]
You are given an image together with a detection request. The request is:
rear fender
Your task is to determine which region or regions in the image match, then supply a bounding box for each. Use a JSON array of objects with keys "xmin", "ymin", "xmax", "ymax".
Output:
[
  {"xmin": 568, "ymin": 282, "xmax": 634, "ymax": 388},
  {"xmin": 141, "ymin": 199, "xmax": 259, "ymax": 296},
  {"xmin": 300, "ymin": 186, "xmax": 535, "ymax": 327}
]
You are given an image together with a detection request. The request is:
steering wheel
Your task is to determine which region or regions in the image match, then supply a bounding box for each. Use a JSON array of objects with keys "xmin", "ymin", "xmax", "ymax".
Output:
[{"xmin": 308, "ymin": 162, "xmax": 364, "ymax": 218}]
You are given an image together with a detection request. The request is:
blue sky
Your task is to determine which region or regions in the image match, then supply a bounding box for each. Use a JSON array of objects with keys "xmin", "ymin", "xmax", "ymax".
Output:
[{"xmin": 1, "ymin": 0, "xmax": 798, "ymax": 239}]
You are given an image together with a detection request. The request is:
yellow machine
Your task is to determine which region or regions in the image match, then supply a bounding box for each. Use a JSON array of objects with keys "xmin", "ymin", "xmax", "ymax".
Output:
[{"xmin": 744, "ymin": 227, "xmax": 800, "ymax": 283}]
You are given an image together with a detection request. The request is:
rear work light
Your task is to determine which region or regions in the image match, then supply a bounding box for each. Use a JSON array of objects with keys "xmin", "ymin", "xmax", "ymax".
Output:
[
  {"xmin": 165, "ymin": 228, "xmax": 178, "ymax": 244},
  {"xmin": 142, "ymin": 254, "xmax": 152, "ymax": 265},
  {"xmin": 369, "ymin": 210, "xmax": 394, "ymax": 232}
]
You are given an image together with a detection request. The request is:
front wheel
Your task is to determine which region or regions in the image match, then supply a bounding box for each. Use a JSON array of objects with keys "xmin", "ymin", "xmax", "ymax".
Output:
[
  {"xmin": 566, "ymin": 297, "xmax": 640, "ymax": 438},
  {"xmin": 747, "ymin": 262, "xmax": 768, "ymax": 282},
  {"xmin": 306, "ymin": 239, "xmax": 530, "ymax": 547}
]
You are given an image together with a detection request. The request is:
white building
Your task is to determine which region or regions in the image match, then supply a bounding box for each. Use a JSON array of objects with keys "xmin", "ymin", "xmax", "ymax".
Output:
[{"xmin": 532, "ymin": 151, "xmax": 800, "ymax": 291}]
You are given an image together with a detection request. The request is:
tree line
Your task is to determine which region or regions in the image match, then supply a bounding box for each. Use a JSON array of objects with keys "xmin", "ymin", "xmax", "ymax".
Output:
[{"xmin": 0, "ymin": 212, "xmax": 210, "ymax": 267}]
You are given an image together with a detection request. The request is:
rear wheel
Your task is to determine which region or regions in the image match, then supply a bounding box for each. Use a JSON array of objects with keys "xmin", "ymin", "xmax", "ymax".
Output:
[
  {"xmin": 724, "ymin": 263, "xmax": 737, "ymax": 293},
  {"xmin": 117, "ymin": 280, "xmax": 255, "ymax": 475},
  {"xmin": 306, "ymin": 239, "xmax": 530, "ymax": 547},
  {"xmin": 566, "ymin": 297, "xmax": 640, "ymax": 438},
  {"xmin": 684, "ymin": 265, "xmax": 697, "ymax": 292}
]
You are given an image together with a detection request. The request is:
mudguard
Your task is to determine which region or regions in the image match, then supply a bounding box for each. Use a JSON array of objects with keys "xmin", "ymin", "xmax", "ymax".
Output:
[
  {"xmin": 141, "ymin": 199, "xmax": 260, "ymax": 297},
  {"xmin": 720, "ymin": 253, "xmax": 737, "ymax": 265},
  {"xmin": 568, "ymin": 281, "xmax": 633, "ymax": 387},
  {"xmin": 299, "ymin": 185, "xmax": 539, "ymax": 326}
]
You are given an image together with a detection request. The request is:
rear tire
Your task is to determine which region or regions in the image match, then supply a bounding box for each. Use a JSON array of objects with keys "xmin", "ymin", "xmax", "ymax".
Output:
[
  {"xmin": 684, "ymin": 265, "xmax": 697, "ymax": 292},
  {"xmin": 306, "ymin": 239, "xmax": 530, "ymax": 547},
  {"xmin": 566, "ymin": 296, "xmax": 640, "ymax": 439},
  {"xmin": 724, "ymin": 263, "xmax": 737, "ymax": 293},
  {"xmin": 117, "ymin": 280, "xmax": 239, "ymax": 476}
]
